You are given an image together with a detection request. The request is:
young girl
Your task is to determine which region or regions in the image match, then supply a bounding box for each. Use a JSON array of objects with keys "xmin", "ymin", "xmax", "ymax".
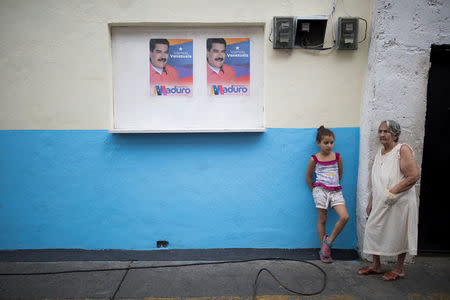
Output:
[{"xmin": 306, "ymin": 126, "xmax": 349, "ymax": 263}]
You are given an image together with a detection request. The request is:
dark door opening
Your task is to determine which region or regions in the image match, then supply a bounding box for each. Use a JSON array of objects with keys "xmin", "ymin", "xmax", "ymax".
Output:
[{"xmin": 418, "ymin": 44, "xmax": 450, "ymax": 254}]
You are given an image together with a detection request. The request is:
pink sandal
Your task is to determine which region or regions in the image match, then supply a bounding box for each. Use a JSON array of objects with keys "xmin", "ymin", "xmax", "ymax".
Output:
[
  {"xmin": 320, "ymin": 235, "xmax": 332, "ymax": 263},
  {"xmin": 319, "ymin": 250, "xmax": 332, "ymax": 263}
]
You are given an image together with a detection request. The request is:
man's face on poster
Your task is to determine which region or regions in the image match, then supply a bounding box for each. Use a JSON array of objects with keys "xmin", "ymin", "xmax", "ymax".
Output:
[
  {"xmin": 207, "ymin": 42, "xmax": 226, "ymax": 69},
  {"xmin": 150, "ymin": 43, "xmax": 169, "ymax": 69}
]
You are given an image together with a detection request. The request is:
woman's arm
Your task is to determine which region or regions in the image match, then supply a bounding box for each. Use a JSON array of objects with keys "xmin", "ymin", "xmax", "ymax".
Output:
[
  {"xmin": 389, "ymin": 145, "xmax": 420, "ymax": 194},
  {"xmin": 305, "ymin": 157, "xmax": 316, "ymax": 190}
]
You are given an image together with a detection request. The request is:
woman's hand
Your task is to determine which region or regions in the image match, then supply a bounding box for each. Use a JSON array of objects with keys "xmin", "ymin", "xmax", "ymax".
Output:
[{"xmin": 384, "ymin": 189, "xmax": 401, "ymax": 205}]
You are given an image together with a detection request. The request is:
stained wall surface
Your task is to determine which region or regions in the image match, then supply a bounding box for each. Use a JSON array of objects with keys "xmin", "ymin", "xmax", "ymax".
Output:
[{"xmin": 0, "ymin": 0, "xmax": 370, "ymax": 250}]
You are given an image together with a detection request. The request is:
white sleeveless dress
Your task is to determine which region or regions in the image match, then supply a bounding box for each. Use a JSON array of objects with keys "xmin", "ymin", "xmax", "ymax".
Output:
[{"xmin": 363, "ymin": 143, "xmax": 418, "ymax": 256}]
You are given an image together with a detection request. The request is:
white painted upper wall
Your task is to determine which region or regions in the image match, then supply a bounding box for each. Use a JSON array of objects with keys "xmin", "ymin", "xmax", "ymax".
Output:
[{"xmin": 0, "ymin": 0, "xmax": 370, "ymax": 129}]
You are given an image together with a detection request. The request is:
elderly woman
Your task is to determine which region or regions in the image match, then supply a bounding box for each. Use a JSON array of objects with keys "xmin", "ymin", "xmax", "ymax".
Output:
[{"xmin": 358, "ymin": 120, "xmax": 420, "ymax": 281}]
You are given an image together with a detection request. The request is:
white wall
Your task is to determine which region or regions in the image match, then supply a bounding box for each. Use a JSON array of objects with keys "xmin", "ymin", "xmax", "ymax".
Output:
[
  {"xmin": 356, "ymin": 0, "xmax": 450, "ymax": 261},
  {"xmin": 0, "ymin": 0, "xmax": 370, "ymax": 130}
]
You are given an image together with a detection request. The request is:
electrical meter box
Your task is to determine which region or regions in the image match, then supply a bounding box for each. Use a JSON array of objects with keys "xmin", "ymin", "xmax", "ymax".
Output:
[
  {"xmin": 295, "ymin": 15, "xmax": 328, "ymax": 49},
  {"xmin": 337, "ymin": 17, "xmax": 359, "ymax": 50},
  {"xmin": 273, "ymin": 16, "xmax": 295, "ymax": 49}
]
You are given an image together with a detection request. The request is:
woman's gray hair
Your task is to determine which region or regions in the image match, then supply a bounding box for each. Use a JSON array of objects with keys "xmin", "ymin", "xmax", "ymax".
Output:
[{"xmin": 382, "ymin": 120, "xmax": 401, "ymax": 142}]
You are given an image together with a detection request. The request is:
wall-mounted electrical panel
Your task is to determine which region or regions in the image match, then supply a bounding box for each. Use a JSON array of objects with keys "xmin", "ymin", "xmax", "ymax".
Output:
[
  {"xmin": 337, "ymin": 17, "xmax": 359, "ymax": 50},
  {"xmin": 295, "ymin": 15, "xmax": 328, "ymax": 49},
  {"xmin": 273, "ymin": 16, "xmax": 295, "ymax": 49}
]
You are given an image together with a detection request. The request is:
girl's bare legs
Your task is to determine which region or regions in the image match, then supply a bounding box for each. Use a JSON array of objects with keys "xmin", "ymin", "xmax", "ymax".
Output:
[
  {"xmin": 317, "ymin": 208, "xmax": 327, "ymax": 246},
  {"xmin": 326, "ymin": 204, "xmax": 349, "ymax": 245}
]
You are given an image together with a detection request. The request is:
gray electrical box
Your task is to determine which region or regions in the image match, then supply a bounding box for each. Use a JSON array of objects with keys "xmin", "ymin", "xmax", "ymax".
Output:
[
  {"xmin": 337, "ymin": 17, "xmax": 359, "ymax": 50},
  {"xmin": 273, "ymin": 16, "xmax": 295, "ymax": 49}
]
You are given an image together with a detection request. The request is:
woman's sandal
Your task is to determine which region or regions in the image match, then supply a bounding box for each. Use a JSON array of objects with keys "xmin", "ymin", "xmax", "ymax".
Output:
[
  {"xmin": 357, "ymin": 266, "xmax": 383, "ymax": 275},
  {"xmin": 382, "ymin": 271, "xmax": 405, "ymax": 281}
]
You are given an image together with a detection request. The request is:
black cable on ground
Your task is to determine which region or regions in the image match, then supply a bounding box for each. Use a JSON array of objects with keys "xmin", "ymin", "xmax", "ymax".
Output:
[
  {"xmin": 252, "ymin": 259, "xmax": 327, "ymax": 299},
  {"xmin": 0, "ymin": 258, "xmax": 327, "ymax": 300},
  {"xmin": 111, "ymin": 260, "xmax": 134, "ymax": 300}
]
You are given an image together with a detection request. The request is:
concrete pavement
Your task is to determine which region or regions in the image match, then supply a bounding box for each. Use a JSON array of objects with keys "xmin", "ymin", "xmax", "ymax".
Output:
[{"xmin": 1, "ymin": 255, "xmax": 450, "ymax": 299}]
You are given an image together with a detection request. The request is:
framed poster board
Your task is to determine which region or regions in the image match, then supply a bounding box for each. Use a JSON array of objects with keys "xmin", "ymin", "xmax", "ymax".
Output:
[{"xmin": 110, "ymin": 25, "xmax": 264, "ymax": 133}]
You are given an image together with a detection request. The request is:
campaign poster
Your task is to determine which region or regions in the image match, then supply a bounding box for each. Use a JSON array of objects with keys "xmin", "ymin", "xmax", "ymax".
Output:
[
  {"xmin": 149, "ymin": 38, "xmax": 193, "ymax": 97},
  {"xmin": 206, "ymin": 38, "xmax": 250, "ymax": 96}
]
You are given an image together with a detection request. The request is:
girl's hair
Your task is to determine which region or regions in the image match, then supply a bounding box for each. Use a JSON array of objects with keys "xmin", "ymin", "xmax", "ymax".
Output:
[
  {"xmin": 381, "ymin": 120, "xmax": 401, "ymax": 142},
  {"xmin": 316, "ymin": 125, "xmax": 335, "ymax": 142}
]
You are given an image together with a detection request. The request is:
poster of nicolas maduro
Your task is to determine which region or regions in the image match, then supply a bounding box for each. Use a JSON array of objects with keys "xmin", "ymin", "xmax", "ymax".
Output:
[
  {"xmin": 149, "ymin": 38, "xmax": 193, "ymax": 97},
  {"xmin": 206, "ymin": 38, "xmax": 250, "ymax": 96}
]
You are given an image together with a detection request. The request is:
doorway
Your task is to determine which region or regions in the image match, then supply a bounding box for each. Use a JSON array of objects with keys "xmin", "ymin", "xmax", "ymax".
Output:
[{"xmin": 418, "ymin": 44, "xmax": 450, "ymax": 253}]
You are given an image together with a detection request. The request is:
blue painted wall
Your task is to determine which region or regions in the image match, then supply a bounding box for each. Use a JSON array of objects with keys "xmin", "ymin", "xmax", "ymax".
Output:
[{"xmin": 0, "ymin": 128, "xmax": 359, "ymax": 250}]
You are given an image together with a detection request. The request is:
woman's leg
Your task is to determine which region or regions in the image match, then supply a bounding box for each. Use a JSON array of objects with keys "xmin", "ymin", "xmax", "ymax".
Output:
[
  {"xmin": 381, "ymin": 253, "xmax": 406, "ymax": 280},
  {"xmin": 393, "ymin": 253, "xmax": 406, "ymax": 274},
  {"xmin": 327, "ymin": 204, "xmax": 349, "ymax": 244},
  {"xmin": 372, "ymin": 254, "xmax": 382, "ymax": 271},
  {"xmin": 317, "ymin": 208, "xmax": 327, "ymax": 246},
  {"xmin": 358, "ymin": 254, "xmax": 382, "ymax": 274}
]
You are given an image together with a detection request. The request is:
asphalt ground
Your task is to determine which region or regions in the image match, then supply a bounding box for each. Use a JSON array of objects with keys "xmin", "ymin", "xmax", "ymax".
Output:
[{"xmin": 0, "ymin": 251, "xmax": 449, "ymax": 300}]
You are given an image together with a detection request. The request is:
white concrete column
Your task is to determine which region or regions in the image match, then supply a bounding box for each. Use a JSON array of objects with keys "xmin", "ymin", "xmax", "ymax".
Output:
[{"xmin": 357, "ymin": 0, "xmax": 450, "ymax": 261}]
